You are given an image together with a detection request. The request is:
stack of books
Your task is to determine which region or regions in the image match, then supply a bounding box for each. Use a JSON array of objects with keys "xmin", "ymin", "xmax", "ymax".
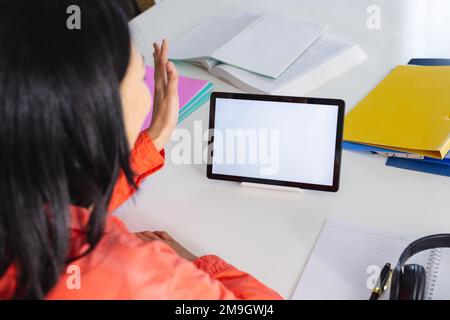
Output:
[
  {"xmin": 168, "ymin": 12, "xmax": 367, "ymax": 95},
  {"xmin": 141, "ymin": 66, "xmax": 214, "ymax": 130},
  {"xmin": 343, "ymin": 59, "xmax": 450, "ymax": 177}
]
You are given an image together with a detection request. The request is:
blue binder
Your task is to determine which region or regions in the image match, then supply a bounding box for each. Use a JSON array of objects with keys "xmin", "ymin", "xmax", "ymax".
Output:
[
  {"xmin": 343, "ymin": 141, "xmax": 407, "ymax": 154},
  {"xmin": 386, "ymin": 156, "xmax": 450, "ymax": 177},
  {"xmin": 408, "ymin": 58, "xmax": 450, "ymax": 66}
]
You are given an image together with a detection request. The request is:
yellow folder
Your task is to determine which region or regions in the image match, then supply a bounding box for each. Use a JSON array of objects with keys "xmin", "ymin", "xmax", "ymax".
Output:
[{"xmin": 344, "ymin": 65, "xmax": 450, "ymax": 159}]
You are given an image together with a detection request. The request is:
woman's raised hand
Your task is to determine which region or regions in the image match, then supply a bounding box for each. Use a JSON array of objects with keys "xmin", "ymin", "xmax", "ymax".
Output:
[{"xmin": 147, "ymin": 39, "xmax": 179, "ymax": 151}]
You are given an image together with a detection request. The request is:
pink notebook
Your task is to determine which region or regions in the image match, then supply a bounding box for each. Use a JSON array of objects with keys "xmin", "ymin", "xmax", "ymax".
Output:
[{"xmin": 141, "ymin": 66, "xmax": 210, "ymax": 130}]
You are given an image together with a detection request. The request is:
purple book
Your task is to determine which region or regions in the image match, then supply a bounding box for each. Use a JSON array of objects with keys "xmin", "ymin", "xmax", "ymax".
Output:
[{"xmin": 141, "ymin": 66, "xmax": 211, "ymax": 130}]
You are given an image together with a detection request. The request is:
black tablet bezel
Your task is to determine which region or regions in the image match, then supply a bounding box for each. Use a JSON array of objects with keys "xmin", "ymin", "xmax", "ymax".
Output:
[{"xmin": 206, "ymin": 92, "xmax": 345, "ymax": 192}]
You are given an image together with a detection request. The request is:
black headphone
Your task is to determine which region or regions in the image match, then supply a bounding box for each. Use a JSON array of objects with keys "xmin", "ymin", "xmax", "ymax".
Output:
[{"xmin": 389, "ymin": 234, "xmax": 450, "ymax": 300}]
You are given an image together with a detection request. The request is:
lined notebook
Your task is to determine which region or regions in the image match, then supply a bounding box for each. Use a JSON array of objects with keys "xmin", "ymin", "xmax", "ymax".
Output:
[{"xmin": 292, "ymin": 219, "xmax": 450, "ymax": 300}]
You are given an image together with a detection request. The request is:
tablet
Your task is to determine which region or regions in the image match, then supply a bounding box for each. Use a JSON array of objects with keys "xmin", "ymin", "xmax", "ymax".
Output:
[{"xmin": 206, "ymin": 92, "xmax": 345, "ymax": 192}]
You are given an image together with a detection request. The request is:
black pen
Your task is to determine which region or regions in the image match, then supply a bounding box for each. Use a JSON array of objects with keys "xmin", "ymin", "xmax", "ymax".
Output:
[{"xmin": 370, "ymin": 263, "xmax": 392, "ymax": 300}]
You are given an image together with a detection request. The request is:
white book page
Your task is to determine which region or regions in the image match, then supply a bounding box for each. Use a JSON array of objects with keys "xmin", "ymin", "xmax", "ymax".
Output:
[
  {"xmin": 169, "ymin": 13, "xmax": 263, "ymax": 60},
  {"xmin": 292, "ymin": 219, "xmax": 430, "ymax": 300},
  {"xmin": 212, "ymin": 34, "xmax": 352, "ymax": 93},
  {"xmin": 190, "ymin": 58, "xmax": 221, "ymax": 70},
  {"xmin": 212, "ymin": 14, "xmax": 327, "ymax": 78}
]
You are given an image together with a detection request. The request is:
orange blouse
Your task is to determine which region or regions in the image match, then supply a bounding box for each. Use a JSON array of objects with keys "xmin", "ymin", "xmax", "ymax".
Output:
[{"xmin": 0, "ymin": 131, "xmax": 282, "ymax": 300}]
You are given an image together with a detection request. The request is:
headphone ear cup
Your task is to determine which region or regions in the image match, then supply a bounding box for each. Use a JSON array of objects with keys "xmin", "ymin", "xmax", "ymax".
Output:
[{"xmin": 398, "ymin": 264, "xmax": 427, "ymax": 300}]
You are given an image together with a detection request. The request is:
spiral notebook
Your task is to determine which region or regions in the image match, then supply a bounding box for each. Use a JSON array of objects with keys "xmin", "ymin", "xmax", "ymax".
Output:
[{"xmin": 292, "ymin": 219, "xmax": 450, "ymax": 300}]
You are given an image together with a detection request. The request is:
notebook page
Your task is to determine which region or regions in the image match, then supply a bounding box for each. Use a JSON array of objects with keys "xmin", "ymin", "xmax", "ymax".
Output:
[
  {"xmin": 212, "ymin": 14, "xmax": 327, "ymax": 78},
  {"xmin": 292, "ymin": 219, "xmax": 428, "ymax": 300},
  {"xmin": 428, "ymin": 249, "xmax": 450, "ymax": 299},
  {"xmin": 169, "ymin": 13, "xmax": 263, "ymax": 60},
  {"xmin": 212, "ymin": 34, "xmax": 355, "ymax": 93}
]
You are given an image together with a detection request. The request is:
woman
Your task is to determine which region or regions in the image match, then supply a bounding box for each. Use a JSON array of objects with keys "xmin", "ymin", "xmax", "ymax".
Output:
[{"xmin": 0, "ymin": 0, "xmax": 281, "ymax": 299}]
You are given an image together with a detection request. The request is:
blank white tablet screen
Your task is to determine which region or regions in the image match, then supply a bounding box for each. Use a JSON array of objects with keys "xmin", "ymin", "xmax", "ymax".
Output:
[{"xmin": 212, "ymin": 98, "xmax": 339, "ymax": 186}]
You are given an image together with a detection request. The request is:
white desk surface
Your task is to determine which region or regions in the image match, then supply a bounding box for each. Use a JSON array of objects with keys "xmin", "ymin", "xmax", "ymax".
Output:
[{"xmin": 116, "ymin": 0, "xmax": 450, "ymax": 299}]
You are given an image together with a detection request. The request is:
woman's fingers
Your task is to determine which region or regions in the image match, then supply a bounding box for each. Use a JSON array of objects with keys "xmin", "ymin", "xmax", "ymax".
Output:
[
  {"xmin": 154, "ymin": 231, "xmax": 173, "ymax": 241},
  {"xmin": 165, "ymin": 61, "xmax": 180, "ymax": 124},
  {"xmin": 166, "ymin": 61, "xmax": 179, "ymax": 112},
  {"xmin": 135, "ymin": 233, "xmax": 149, "ymax": 242},
  {"xmin": 147, "ymin": 39, "xmax": 179, "ymax": 149},
  {"xmin": 166, "ymin": 61, "xmax": 179, "ymax": 92},
  {"xmin": 153, "ymin": 42, "xmax": 161, "ymax": 60},
  {"xmin": 153, "ymin": 40, "xmax": 168, "ymax": 89},
  {"xmin": 153, "ymin": 43, "xmax": 160, "ymax": 71},
  {"xmin": 136, "ymin": 231, "xmax": 173, "ymax": 242},
  {"xmin": 136, "ymin": 231, "xmax": 161, "ymax": 241},
  {"xmin": 153, "ymin": 39, "xmax": 169, "ymax": 68},
  {"xmin": 153, "ymin": 43, "xmax": 166, "ymax": 100},
  {"xmin": 160, "ymin": 39, "xmax": 169, "ymax": 63},
  {"xmin": 159, "ymin": 39, "xmax": 169, "ymax": 85},
  {"xmin": 137, "ymin": 231, "xmax": 198, "ymax": 261}
]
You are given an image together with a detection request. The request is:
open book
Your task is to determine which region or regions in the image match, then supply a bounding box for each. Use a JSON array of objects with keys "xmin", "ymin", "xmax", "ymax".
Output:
[
  {"xmin": 170, "ymin": 13, "xmax": 366, "ymax": 94},
  {"xmin": 170, "ymin": 12, "xmax": 327, "ymax": 79},
  {"xmin": 292, "ymin": 219, "xmax": 450, "ymax": 300}
]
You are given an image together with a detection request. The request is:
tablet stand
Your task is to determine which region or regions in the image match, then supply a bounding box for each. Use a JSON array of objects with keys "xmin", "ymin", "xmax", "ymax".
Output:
[{"xmin": 240, "ymin": 182, "xmax": 304, "ymax": 193}]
